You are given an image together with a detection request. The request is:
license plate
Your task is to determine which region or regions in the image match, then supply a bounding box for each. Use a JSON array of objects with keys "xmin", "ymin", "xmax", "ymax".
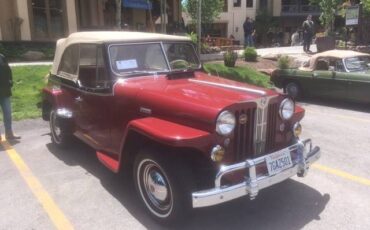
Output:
[{"xmin": 266, "ymin": 148, "xmax": 293, "ymax": 176}]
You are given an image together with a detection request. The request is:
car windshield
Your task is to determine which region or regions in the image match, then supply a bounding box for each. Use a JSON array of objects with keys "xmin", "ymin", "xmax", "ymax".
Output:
[
  {"xmin": 344, "ymin": 56, "xmax": 370, "ymax": 72},
  {"xmin": 109, "ymin": 42, "xmax": 200, "ymax": 77}
]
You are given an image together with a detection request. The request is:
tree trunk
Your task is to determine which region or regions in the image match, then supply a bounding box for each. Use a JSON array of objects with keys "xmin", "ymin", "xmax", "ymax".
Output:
[{"xmin": 115, "ymin": 0, "xmax": 122, "ymax": 30}]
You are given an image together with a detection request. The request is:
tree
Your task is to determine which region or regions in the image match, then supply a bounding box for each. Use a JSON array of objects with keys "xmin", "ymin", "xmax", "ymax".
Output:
[
  {"xmin": 115, "ymin": 0, "xmax": 122, "ymax": 29},
  {"xmin": 309, "ymin": 0, "xmax": 343, "ymax": 33},
  {"xmin": 183, "ymin": 0, "xmax": 224, "ymax": 26}
]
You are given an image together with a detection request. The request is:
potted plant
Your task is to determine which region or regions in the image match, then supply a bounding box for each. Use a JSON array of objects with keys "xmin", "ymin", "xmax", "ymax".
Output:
[
  {"xmin": 314, "ymin": 0, "xmax": 338, "ymax": 52},
  {"xmin": 243, "ymin": 47, "xmax": 257, "ymax": 62},
  {"xmin": 223, "ymin": 49, "xmax": 238, "ymax": 67}
]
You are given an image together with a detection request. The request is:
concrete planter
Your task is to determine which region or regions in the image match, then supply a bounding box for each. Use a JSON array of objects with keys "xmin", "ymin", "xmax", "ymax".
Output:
[{"xmin": 316, "ymin": 36, "xmax": 335, "ymax": 53}]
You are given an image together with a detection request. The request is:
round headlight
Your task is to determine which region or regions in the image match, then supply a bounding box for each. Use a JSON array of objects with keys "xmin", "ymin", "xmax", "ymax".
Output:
[
  {"xmin": 279, "ymin": 98, "xmax": 295, "ymax": 120},
  {"xmin": 216, "ymin": 111, "xmax": 236, "ymax": 136}
]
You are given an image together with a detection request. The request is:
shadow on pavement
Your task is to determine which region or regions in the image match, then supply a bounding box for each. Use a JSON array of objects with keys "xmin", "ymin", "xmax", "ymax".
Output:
[{"xmin": 46, "ymin": 142, "xmax": 330, "ymax": 230}]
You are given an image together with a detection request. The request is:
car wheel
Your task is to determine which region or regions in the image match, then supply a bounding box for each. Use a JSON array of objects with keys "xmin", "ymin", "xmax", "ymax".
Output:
[
  {"xmin": 50, "ymin": 110, "xmax": 73, "ymax": 147},
  {"xmin": 285, "ymin": 82, "xmax": 301, "ymax": 99},
  {"xmin": 134, "ymin": 149, "xmax": 194, "ymax": 224}
]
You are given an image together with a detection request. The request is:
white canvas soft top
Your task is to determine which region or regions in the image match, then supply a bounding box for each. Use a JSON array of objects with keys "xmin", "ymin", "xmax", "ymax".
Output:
[
  {"xmin": 51, "ymin": 31, "xmax": 191, "ymax": 75},
  {"xmin": 299, "ymin": 49, "xmax": 370, "ymax": 71}
]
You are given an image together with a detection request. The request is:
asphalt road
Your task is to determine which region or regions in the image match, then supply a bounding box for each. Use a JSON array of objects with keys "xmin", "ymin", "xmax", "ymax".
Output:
[{"xmin": 1, "ymin": 98, "xmax": 370, "ymax": 230}]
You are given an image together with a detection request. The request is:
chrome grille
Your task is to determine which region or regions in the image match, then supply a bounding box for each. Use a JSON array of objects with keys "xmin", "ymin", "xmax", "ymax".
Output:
[
  {"xmin": 266, "ymin": 103, "xmax": 279, "ymax": 153},
  {"xmin": 234, "ymin": 97, "xmax": 279, "ymax": 160},
  {"xmin": 234, "ymin": 108, "xmax": 256, "ymax": 161}
]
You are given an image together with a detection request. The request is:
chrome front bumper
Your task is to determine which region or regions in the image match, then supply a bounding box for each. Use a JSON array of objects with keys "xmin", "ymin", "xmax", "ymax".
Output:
[{"xmin": 192, "ymin": 139, "xmax": 320, "ymax": 208}]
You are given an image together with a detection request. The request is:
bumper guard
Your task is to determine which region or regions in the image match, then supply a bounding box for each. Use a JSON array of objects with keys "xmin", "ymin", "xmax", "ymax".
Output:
[{"xmin": 192, "ymin": 139, "xmax": 320, "ymax": 208}]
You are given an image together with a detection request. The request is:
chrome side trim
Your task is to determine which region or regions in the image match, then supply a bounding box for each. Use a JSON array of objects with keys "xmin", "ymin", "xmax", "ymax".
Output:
[
  {"xmin": 192, "ymin": 139, "xmax": 321, "ymax": 208},
  {"xmin": 189, "ymin": 79, "xmax": 267, "ymax": 96}
]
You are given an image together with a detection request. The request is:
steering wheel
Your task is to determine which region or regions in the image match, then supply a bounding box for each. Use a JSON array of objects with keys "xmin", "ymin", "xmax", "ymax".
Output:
[{"xmin": 169, "ymin": 59, "xmax": 190, "ymax": 69}]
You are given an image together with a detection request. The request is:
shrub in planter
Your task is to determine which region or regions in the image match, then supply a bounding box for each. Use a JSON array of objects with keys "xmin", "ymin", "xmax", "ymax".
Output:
[
  {"xmin": 243, "ymin": 47, "xmax": 257, "ymax": 62},
  {"xmin": 223, "ymin": 50, "xmax": 238, "ymax": 67},
  {"xmin": 277, "ymin": 55, "xmax": 291, "ymax": 69}
]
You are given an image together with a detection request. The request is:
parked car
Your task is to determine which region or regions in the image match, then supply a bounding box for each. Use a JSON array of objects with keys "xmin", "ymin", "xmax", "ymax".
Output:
[
  {"xmin": 42, "ymin": 32, "xmax": 320, "ymax": 223},
  {"xmin": 271, "ymin": 50, "xmax": 370, "ymax": 102}
]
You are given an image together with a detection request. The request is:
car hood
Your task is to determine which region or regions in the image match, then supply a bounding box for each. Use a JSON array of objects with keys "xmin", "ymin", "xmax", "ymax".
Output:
[{"xmin": 114, "ymin": 71, "xmax": 278, "ymax": 131}]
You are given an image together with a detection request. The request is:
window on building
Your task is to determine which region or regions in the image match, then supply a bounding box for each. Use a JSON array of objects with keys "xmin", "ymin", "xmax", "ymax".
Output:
[
  {"xmin": 246, "ymin": 0, "xmax": 254, "ymax": 8},
  {"xmin": 234, "ymin": 0, "xmax": 241, "ymax": 7},
  {"xmin": 30, "ymin": 0, "xmax": 67, "ymax": 40}
]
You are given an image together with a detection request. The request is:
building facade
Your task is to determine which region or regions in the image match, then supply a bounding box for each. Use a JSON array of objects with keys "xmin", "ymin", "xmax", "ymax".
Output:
[
  {"xmin": 0, "ymin": 0, "xmax": 182, "ymax": 41},
  {"xmin": 183, "ymin": 0, "xmax": 320, "ymax": 46}
]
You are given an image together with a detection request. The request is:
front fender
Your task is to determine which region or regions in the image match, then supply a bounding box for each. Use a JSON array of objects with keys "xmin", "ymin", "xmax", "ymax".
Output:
[{"xmin": 126, "ymin": 117, "xmax": 212, "ymax": 151}]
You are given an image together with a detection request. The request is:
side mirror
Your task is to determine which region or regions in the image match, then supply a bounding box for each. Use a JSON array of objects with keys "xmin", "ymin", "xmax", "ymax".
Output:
[{"xmin": 328, "ymin": 66, "xmax": 335, "ymax": 71}]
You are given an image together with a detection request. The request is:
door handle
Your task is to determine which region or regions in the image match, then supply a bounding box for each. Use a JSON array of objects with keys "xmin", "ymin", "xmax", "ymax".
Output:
[{"xmin": 75, "ymin": 96, "xmax": 83, "ymax": 103}]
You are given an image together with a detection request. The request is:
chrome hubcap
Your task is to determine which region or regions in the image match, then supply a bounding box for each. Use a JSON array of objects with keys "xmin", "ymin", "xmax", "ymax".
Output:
[
  {"xmin": 137, "ymin": 159, "xmax": 173, "ymax": 217},
  {"xmin": 287, "ymin": 84, "xmax": 298, "ymax": 97},
  {"xmin": 146, "ymin": 170, "xmax": 168, "ymax": 202}
]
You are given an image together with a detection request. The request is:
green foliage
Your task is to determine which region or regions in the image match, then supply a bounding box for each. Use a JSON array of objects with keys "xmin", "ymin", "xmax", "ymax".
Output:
[
  {"xmin": 277, "ymin": 56, "xmax": 291, "ymax": 69},
  {"xmin": 243, "ymin": 47, "xmax": 257, "ymax": 62},
  {"xmin": 183, "ymin": 0, "xmax": 224, "ymax": 25},
  {"xmin": 0, "ymin": 43, "xmax": 55, "ymax": 60},
  {"xmin": 203, "ymin": 63, "xmax": 272, "ymax": 88},
  {"xmin": 310, "ymin": 0, "xmax": 343, "ymax": 33},
  {"xmin": 0, "ymin": 43, "xmax": 27, "ymax": 59},
  {"xmin": 0, "ymin": 66, "xmax": 50, "ymax": 121},
  {"xmin": 223, "ymin": 50, "xmax": 238, "ymax": 67},
  {"xmin": 187, "ymin": 32, "xmax": 198, "ymax": 44}
]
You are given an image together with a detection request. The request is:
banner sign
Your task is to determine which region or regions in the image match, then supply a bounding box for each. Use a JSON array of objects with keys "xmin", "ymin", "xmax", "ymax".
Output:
[{"xmin": 123, "ymin": 0, "xmax": 152, "ymax": 10}]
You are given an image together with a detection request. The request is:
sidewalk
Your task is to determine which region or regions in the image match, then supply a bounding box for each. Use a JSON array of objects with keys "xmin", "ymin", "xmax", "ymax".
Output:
[
  {"xmin": 9, "ymin": 45, "xmax": 317, "ymax": 66},
  {"xmin": 201, "ymin": 45, "xmax": 317, "ymax": 62}
]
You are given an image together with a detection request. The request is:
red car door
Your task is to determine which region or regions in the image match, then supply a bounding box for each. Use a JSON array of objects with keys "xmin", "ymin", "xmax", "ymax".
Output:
[{"xmin": 74, "ymin": 44, "xmax": 113, "ymax": 151}]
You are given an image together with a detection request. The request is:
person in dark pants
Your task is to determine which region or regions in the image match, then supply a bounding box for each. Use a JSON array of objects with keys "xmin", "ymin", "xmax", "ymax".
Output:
[
  {"xmin": 0, "ymin": 54, "xmax": 20, "ymax": 141},
  {"xmin": 302, "ymin": 15, "xmax": 315, "ymax": 53},
  {"xmin": 243, "ymin": 17, "xmax": 255, "ymax": 47}
]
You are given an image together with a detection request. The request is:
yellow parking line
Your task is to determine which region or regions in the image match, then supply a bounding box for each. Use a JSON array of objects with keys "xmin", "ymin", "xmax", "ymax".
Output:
[
  {"xmin": 313, "ymin": 164, "xmax": 370, "ymax": 187},
  {"xmin": 0, "ymin": 137, "xmax": 74, "ymax": 230}
]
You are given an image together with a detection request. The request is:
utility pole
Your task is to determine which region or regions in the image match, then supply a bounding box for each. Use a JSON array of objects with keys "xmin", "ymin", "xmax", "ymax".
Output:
[{"xmin": 197, "ymin": 0, "xmax": 202, "ymax": 57}]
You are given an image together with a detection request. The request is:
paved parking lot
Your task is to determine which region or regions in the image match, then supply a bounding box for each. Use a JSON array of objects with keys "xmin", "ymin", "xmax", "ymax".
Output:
[{"xmin": 1, "ymin": 99, "xmax": 370, "ymax": 230}]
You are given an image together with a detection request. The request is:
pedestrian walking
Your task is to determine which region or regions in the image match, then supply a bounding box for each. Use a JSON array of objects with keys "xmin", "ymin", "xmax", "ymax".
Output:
[
  {"xmin": 302, "ymin": 15, "xmax": 314, "ymax": 53},
  {"xmin": 291, "ymin": 29, "xmax": 300, "ymax": 46},
  {"xmin": 243, "ymin": 17, "xmax": 255, "ymax": 48},
  {"xmin": 0, "ymin": 53, "xmax": 21, "ymax": 141}
]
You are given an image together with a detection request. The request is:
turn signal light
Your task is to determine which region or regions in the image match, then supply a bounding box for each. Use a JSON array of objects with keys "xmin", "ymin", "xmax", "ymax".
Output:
[
  {"xmin": 293, "ymin": 122, "xmax": 302, "ymax": 137},
  {"xmin": 211, "ymin": 145, "xmax": 225, "ymax": 162}
]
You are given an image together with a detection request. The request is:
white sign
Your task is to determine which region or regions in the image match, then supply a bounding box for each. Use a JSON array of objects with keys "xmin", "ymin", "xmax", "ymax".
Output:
[
  {"xmin": 346, "ymin": 6, "xmax": 360, "ymax": 26},
  {"xmin": 116, "ymin": 59, "xmax": 138, "ymax": 70}
]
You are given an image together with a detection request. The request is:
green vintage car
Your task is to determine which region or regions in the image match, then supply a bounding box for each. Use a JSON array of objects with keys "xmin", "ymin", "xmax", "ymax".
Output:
[{"xmin": 271, "ymin": 50, "xmax": 370, "ymax": 103}]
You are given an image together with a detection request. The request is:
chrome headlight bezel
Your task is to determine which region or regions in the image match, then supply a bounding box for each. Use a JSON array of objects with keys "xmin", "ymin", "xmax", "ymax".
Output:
[
  {"xmin": 279, "ymin": 98, "xmax": 295, "ymax": 120},
  {"xmin": 216, "ymin": 110, "xmax": 236, "ymax": 136}
]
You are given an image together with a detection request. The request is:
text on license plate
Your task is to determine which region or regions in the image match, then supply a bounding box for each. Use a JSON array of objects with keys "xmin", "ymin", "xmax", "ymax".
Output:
[{"xmin": 266, "ymin": 149, "xmax": 293, "ymax": 176}]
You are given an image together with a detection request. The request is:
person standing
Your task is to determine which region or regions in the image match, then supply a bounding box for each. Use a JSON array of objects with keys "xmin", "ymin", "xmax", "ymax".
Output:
[
  {"xmin": 0, "ymin": 53, "xmax": 20, "ymax": 141},
  {"xmin": 302, "ymin": 15, "xmax": 315, "ymax": 53},
  {"xmin": 243, "ymin": 17, "xmax": 255, "ymax": 48}
]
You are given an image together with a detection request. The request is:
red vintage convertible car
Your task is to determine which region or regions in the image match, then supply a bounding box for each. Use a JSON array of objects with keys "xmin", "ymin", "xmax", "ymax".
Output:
[{"xmin": 42, "ymin": 31, "xmax": 320, "ymax": 223}]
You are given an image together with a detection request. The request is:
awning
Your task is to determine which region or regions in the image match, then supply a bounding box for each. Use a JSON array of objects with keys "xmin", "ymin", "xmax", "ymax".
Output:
[{"xmin": 123, "ymin": 0, "xmax": 152, "ymax": 10}]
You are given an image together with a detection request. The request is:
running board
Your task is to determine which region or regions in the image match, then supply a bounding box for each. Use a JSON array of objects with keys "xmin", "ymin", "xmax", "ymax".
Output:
[{"xmin": 96, "ymin": 151, "xmax": 120, "ymax": 173}]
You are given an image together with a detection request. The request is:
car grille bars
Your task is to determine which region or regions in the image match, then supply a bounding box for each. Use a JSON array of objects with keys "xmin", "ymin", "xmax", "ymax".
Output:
[{"xmin": 234, "ymin": 98, "xmax": 278, "ymax": 161}]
